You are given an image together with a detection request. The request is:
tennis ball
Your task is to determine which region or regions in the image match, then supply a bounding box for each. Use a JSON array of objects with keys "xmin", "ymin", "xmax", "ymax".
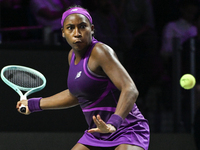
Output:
[{"xmin": 180, "ymin": 74, "xmax": 196, "ymax": 90}]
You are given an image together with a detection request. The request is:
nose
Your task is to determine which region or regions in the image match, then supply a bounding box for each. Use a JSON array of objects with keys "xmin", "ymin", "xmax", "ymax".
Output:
[{"xmin": 74, "ymin": 27, "xmax": 81, "ymax": 37}]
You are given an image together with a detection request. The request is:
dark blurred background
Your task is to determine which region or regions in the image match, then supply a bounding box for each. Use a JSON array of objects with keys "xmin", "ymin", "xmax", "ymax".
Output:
[{"xmin": 0, "ymin": 0, "xmax": 200, "ymax": 149}]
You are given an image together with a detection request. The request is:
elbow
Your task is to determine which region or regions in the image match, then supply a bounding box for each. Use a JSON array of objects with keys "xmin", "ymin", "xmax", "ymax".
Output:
[
  {"xmin": 125, "ymin": 85, "xmax": 139, "ymax": 104},
  {"xmin": 133, "ymin": 87, "xmax": 139, "ymax": 102},
  {"xmin": 128, "ymin": 83, "xmax": 139, "ymax": 102}
]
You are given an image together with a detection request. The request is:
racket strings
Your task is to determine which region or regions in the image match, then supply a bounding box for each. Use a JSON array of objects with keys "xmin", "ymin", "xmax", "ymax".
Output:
[{"xmin": 4, "ymin": 70, "xmax": 43, "ymax": 88}]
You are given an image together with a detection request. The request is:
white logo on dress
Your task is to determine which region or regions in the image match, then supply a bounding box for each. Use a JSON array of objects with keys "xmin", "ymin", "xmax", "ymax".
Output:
[
  {"xmin": 75, "ymin": 71, "xmax": 82, "ymax": 79},
  {"xmin": 71, "ymin": 9, "xmax": 78, "ymax": 12}
]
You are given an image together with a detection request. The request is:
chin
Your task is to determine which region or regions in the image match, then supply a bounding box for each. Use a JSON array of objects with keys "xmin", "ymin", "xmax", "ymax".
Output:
[{"xmin": 75, "ymin": 43, "xmax": 88, "ymax": 50}]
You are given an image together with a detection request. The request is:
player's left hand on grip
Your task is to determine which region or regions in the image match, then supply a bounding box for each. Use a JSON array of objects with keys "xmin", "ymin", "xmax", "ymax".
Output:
[
  {"xmin": 87, "ymin": 114, "xmax": 116, "ymax": 133},
  {"xmin": 16, "ymin": 100, "xmax": 30, "ymax": 115}
]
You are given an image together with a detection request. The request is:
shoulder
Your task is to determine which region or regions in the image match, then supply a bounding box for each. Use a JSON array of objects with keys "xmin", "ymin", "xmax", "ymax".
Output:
[
  {"xmin": 91, "ymin": 42, "xmax": 117, "ymax": 59},
  {"xmin": 87, "ymin": 42, "xmax": 119, "ymax": 76},
  {"xmin": 89, "ymin": 42, "xmax": 119, "ymax": 68}
]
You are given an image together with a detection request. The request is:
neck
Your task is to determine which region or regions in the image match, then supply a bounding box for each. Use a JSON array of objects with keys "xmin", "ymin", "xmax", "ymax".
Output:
[{"xmin": 73, "ymin": 43, "xmax": 91, "ymax": 64}]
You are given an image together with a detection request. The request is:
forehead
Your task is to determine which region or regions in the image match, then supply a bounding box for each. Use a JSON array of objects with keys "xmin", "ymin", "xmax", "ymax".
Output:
[{"xmin": 64, "ymin": 14, "xmax": 90, "ymax": 24}]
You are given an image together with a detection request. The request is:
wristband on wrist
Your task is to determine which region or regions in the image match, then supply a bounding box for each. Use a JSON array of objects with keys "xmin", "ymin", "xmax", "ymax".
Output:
[
  {"xmin": 28, "ymin": 97, "xmax": 43, "ymax": 113},
  {"xmin": 107, "ymin": 114, "xmax": 123, "ymax": 130}
]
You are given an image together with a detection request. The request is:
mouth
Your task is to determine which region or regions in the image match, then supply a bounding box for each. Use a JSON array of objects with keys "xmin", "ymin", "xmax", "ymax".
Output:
[{"xmin": 73, "ymin": 40, "xmax": 82, "ymax": 44}]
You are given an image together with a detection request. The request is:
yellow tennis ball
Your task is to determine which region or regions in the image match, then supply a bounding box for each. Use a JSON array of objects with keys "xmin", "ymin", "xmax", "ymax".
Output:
[{"xmin": 180, "ymin": 74, "xmax": 196, "ymax": 90}]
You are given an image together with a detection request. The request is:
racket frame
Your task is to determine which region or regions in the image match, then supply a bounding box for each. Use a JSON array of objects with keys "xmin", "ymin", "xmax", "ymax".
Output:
[{"xmin": 1, "ymin": 65, "xmax": 46, "ymax": 100}]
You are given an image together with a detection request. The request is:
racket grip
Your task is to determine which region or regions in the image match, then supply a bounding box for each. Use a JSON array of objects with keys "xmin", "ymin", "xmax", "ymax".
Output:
[{"xmin": 19, "ymin": 104, "xmax": 26, "ymax": 113}]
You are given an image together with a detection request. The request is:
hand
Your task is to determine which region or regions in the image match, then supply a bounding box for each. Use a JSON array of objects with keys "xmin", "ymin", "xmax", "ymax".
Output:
[
  {"xmin": 16, "ymin": 100, "xmax": 31, "ymax": 115},
  {"xmin": 87, "ymin": 114, "xmax": 116, "ymax": 133}
]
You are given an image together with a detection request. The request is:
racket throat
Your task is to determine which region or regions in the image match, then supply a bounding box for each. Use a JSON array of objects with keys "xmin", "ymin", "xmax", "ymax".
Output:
[{"xmin": 20, "ymin": 95, "xmax": 27, "ymax": 100}]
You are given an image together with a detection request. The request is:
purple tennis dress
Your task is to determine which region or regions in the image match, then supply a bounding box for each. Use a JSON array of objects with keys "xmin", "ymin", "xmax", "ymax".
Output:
[{"xmin": 67, "ymin": 38, "xmax": 150, "ymax": 149}]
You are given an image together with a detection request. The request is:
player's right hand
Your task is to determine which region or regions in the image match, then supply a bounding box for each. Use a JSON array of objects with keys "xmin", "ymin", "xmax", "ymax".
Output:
[{"xmin": 16, "ymin": 100, "xmax": 31, "ymax": 115}]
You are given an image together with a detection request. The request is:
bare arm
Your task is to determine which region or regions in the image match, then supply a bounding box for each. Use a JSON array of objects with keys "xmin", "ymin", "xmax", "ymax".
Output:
[
  {"xmin": 87, "ymin": 43, "xmax": 138, "ymax": 133},
  {"xmin": 40, "ymin": 89, "xmax": 79, "ymax": 110},
  {"xmin": 41, "ymin": 49, "xmax": 77, "ymax": 110},
  {"xmin": 16, "ymin": 89, "xmax": 79, "ymax": 115},
  {"xmin": 16, "ymin": 49, "xmax": 78, "ymax": 114},
  {"xmin": 89, "ymin": 43, "xmax": 139, "ymax": 119}
]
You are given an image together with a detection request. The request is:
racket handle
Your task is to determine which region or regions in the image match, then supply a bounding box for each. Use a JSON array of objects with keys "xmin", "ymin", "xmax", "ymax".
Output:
[{"xmin": 19, "ymin": 104, "xmax": 26, "ymax": 113}]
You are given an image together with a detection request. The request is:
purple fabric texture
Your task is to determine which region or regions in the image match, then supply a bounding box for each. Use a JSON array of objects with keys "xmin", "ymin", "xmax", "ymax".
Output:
[
  {"xmin": 61, "ymin": 7, "xmax": 92, "ymax": 26},
  {"xmin": 68, "ymin": 38, "xmax": 150, "ymax": 149},
  {"xmin": 107, "ymin": 114, "xmax": 123, "ymax": 130},
  {"xmin": 28, "ymin": 97, "xmax": 43, "ymax": 113}
]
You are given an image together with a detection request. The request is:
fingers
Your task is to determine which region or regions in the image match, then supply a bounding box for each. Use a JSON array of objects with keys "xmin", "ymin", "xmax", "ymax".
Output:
[
  {"xmin": 16, "ymin": 100, "xmax": 30, "ymax": 115},
  {"xmin": 93, "ymin": 115, "xmax": 100, "ymax": 126},
  {"xmin": 88, "ymin": 114, "xmax": 116, "ymax": 133},
  {"xmin": 16, "ymin": 100, "xmax": 26, "ymax": 109},
  {"xmin": 87, "ymin": 128, "xmax": 100, "ymax": 133},
  {"xmin": 16, "ymin": 101, "xmax": 21, "ymax": 109},
  {"xmin": 17, "ymin": 106, "xmax": 30, "ymax": 115},
  {"xmin": 93, "ymin": 114, "xmax": 107, "ymax": 127},
  {"xmin": 88, "ymin": 115, "xmax": 102, "ymax": 133}
]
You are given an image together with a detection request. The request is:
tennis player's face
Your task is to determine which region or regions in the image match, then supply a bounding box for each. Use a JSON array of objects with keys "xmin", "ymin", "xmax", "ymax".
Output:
[{"xmin": 62, "ymin": 14, "xmax": 94, "ymax": 51}]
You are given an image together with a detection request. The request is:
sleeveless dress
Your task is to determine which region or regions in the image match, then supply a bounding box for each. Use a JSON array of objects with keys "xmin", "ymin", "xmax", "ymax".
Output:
[{"xmin": 67, "ymin": 38, "xmax": 150, "ymax": 150}]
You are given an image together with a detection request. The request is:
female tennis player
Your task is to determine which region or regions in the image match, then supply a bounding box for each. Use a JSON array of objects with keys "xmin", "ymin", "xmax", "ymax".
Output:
[{"xmin": 16, "ymin": 5, "xmax": 150, "ymax": 150}]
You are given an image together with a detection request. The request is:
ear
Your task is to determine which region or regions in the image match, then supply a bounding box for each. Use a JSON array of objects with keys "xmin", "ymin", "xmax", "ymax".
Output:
[
  {"xmin": 61, "ymin": 28, "xmax": 65, "ymax": 38},
  {"xmin": 91, "ymin": 24, "xmax": 94, "ymax": 35}
]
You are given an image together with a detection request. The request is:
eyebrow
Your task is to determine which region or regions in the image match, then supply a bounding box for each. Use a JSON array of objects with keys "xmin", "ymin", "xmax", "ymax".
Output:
[
  {"xmin": 65, "ymin": 22, "xmax": 87, "ymax": 26},
  {"xmin": 65, "ymin": 22, "xmax": 88, "ymax": 27}
]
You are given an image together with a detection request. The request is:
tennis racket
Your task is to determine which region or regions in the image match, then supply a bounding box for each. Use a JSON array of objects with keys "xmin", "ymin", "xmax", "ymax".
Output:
[{"xmin": 1, "ymin": 65, "xmax": 46, "ymax": 113}]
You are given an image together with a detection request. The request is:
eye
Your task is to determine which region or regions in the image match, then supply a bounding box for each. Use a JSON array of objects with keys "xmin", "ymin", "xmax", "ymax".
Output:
[
  {"xmin": 67, "ymin": 26, "xmax": 72, "ymax": 30},
  {"xmin": 80, "ymin": 24, "xmax": 86, "ymax": 29},
  {"xmin": 66, "ymin": 25, "xmax": 74, "ymax": 30}
]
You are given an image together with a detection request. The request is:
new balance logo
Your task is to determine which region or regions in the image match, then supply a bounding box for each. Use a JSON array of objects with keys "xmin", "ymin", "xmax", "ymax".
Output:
[
  {"xmin": 71, "ymin": 9, "xmax": 78, "ymax": 12},
  {"xmin": 75, "ymin": 71, "xmax": 82, "ymax": 79}
]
